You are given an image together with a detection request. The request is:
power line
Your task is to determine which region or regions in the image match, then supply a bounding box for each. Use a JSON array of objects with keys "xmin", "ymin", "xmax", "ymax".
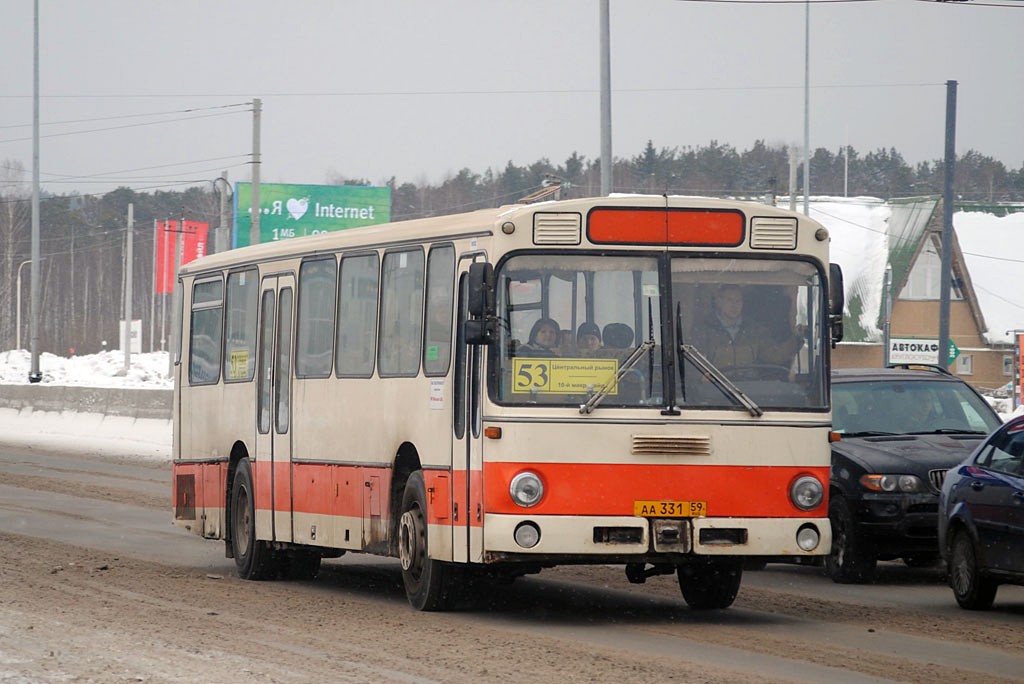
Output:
[
  {"xmin": 0, "ymin": 110, "xmax": 247, "ymax": 145},
  {"xmin": 0, "ymin": 102, "xmax": 251, "ymax": 131}
]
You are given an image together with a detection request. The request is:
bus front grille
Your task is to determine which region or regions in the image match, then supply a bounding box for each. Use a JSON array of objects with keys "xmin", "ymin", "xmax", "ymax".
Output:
[
  {"xmin": 750, "ymin": 217, "xmax": 798, "ymax": 250},
  {"xmin": 631, "ymin": 435, "xmax": 712, "ymax": 456},
  {"xmin": 533, "ymin": 212, "xmax": 582, "ymax": 245}
]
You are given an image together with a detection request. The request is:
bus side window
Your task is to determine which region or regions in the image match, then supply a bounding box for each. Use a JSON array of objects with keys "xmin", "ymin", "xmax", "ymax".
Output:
[
  {"xmin": 189, "ymin": 278, "xmax": 223, "ymax": 385},
  {"xmin": 424, "ymin": 245, "xmax": 455, "ymax": 376},
  {"xmin": 379, "ymin": 248, "xmax": 425, "ymax": 377},
  {"xmin": 223, "ymin": 268, "xmax": 258, "ymax": 382},
  {"xmin": 336, "ymin": 253, "xmax": 380, "ymax": 378},
  {"xmin": 296, "ymin": 257, "xmax": 338, "ymax": 378}
]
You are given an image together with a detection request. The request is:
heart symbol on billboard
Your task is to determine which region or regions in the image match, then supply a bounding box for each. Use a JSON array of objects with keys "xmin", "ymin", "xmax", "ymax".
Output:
[{"xmin": 286, "ymin": 197, "xmax": 309, "ymax": 221}]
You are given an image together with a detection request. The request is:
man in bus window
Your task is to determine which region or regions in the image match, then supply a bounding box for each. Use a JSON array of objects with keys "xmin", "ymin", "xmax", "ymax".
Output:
[
  {"xmin": 690, "ymin": 284, "xmax": 803, "ymax": 374},
  {"xmin": 575, "ymin": 322, "xmax": 602, "ymax": 354}
]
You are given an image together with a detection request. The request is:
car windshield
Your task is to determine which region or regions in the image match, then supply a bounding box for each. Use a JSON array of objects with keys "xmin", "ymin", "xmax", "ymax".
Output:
[{"xmin": 832, "ymin": 379, "xmax": 1002, "ymax": 436}]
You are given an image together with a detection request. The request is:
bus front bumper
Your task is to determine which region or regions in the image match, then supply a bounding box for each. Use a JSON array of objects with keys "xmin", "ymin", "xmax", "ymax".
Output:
[{"xmin": 482, "ymin": 514, "xmax": 831, "ymax": 560}]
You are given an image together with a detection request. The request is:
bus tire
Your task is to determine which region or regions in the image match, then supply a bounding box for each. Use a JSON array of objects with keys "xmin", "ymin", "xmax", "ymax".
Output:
[
  {"xmin": 677, "ymin": 558, "xmax": 742, "ymax": 610},
  {"xmin": 398, "ymin": 471, "xmax": 457, "ymax": 611},
  {"xmin": 230, "ymin": 458, "xmax": 280, "ymax": 581}
]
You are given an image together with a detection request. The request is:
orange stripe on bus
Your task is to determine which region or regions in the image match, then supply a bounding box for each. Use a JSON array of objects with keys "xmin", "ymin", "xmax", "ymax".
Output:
[
  {"xmin": 483, "ymin": 462, "xmax": 827, "ymax": 518},
  {"xmin": 588, "ymin": 207, "xmax": 744, "ymax": 246}
]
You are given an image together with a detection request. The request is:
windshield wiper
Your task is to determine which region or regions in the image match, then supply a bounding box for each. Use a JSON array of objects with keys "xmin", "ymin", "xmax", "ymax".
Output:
[
  {"xmin": 679, "ymin": 343, "xmax": 763, "ymax": 417},
  {"xmin": 903, "ymin": 428, "xmax": 987, "ymax": 436},
  {"xmin": 580, "ymin": 339, "xmax": 655, "ymax": 414}
]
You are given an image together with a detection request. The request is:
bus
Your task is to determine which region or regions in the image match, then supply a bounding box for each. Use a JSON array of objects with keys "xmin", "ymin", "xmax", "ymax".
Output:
[{"xmin": 172, "ymin": 195, "xmax": 844, "ymax": 611}]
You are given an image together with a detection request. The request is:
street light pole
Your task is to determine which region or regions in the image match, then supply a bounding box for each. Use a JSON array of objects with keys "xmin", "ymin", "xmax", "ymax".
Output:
[{"xmin": 16, "ymin": 259, "xmax": 32, "ymax": 351}]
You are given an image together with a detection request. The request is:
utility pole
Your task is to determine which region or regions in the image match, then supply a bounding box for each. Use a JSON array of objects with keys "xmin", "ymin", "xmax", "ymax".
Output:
[
  {"xmin": 250, "ymin": 98, "xmax": 262, "ymax": 247},
  {"xmin": 29, "ymin": 0, "xmax": 41, "ymax": 382},
  {"xmin": 217, "ymin": 170, "xmax": 230, "ymax": 253},
  {"xmin": 169, "ymin": 212, "xmax": 185, "ymax": 377},
  {"xmin": 599, "ymin": 1, "xmax": 612, "ymax": 197},
  {"xmin": 882, "ymin": 264, "xmax": 892, "ymax": 366},
  {"xmin": 938, "ymin": 80, "xmax": 957, "ymax": 369},
  {"xmin": 122, "ymin": 203, "xmax": 134, "ymax": 374},
  {"xmin": 802, "ymin": 0, "xmax": 810, "ymax": 216},
  {"xmin": 150, "ymin": 218, "xmax": 157, "ymax": 352}
]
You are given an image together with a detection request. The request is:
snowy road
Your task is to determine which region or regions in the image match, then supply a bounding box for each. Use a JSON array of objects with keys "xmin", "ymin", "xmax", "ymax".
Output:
[{"xmin": 1, "ymin": 440, "xmax": 1022, "ymax": 684}]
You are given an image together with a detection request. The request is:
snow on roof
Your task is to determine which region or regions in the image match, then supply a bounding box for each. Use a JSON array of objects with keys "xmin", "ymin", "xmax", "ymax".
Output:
[
  {"xmin": 956, "ymin": 211, "xmax": 1024, "ymax": 345},
  {"xmin": 809, "ymin": 197, "xmax": 1024, "ymax": 346},
  {"xmin": 807, "ymin": 197, "xmax": 891, "ymax": 340}
]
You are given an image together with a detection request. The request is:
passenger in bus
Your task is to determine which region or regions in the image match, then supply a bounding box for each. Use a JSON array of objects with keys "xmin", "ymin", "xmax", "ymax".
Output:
[
  {"xmin": 575, "ymin": 322, "xmax": 602, "ymax": 354},
  {"xmin": 602, "ymin": 322, "xmax": 634, "ymax": 350},
  {"xmin": 690, "ymin": 284, "xmax": 803, "ymax": 372},
  {"xmin": 519, "ymin": 318, "xmax": 561, "ymax": 356}
]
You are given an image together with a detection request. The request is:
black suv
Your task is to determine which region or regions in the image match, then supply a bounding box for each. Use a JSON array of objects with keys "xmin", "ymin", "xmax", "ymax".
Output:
[{"xmin": 827, "ymin": 365, "xmax": 1003, "ymax": 583}]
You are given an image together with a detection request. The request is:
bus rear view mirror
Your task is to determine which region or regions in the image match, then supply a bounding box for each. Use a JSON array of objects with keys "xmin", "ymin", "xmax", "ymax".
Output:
[
  {"xmin": 467, "ymin": 262, "xmax": 495, "ymax": 318},
  {"xmin": 829, "ymin": 263, "xmax": 845, "ymax": 345},
  {"xmin": 464, "ymin": 319, "xmax": 494, "ymax": 345}
]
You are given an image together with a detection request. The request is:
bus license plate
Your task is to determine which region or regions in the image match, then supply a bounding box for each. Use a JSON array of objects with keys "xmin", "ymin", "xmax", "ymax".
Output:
[{"xmin": 634, "ymin": 500, "xmax": 707, "ymax": 518}]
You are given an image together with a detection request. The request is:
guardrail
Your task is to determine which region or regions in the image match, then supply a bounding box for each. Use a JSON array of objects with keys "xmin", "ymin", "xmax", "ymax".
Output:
[{"xmin": 0, "ymin": 385, "xmax": 172, "ymax": 421}]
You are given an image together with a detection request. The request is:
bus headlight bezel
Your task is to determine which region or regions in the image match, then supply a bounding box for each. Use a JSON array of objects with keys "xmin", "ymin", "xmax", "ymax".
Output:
[
  {"xmin": 790, "ymin": 475, "xmax": 824, "ymax": 511},
  {"xmin": 509, "ymin": 471, "xmax": 544, "ymax": 508}
]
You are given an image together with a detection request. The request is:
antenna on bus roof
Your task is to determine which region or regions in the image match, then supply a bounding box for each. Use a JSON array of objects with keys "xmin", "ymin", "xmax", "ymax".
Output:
[{"xmin": 517, "ymin": 175, "xmax": 567, "ymax": 204}]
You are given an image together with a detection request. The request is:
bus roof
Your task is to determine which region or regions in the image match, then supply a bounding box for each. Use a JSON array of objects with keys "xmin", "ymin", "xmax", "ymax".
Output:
[{"xmin": 180, "ymin": 195, "xmax": 820, "ymax": 277}]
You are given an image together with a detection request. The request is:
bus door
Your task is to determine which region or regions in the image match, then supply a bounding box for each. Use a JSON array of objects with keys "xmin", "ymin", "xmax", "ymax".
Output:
[
  {"xmin": 452, "ymin": 255, "xmax": 485, "ymax": 563},
  {"xmin": 255, "ymin": 274, "xmax": 296, "ymax": 544}
]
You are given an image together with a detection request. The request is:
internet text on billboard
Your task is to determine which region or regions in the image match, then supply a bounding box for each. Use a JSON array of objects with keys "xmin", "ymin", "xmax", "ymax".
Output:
[{"xmin": 233, "ymin": 183, "xmax": 391, "ymax": 248}]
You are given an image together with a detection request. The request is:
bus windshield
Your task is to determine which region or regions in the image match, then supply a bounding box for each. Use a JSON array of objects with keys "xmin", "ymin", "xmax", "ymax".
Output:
[{"xmin": 492, "ymin": 253, "xmax": 827, "ymax": 411}]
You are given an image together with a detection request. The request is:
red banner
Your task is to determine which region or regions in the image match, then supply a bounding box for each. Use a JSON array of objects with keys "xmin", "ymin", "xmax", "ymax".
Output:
[{"xmin": 154, "ymin": 220, "xmax": 209, "ymax": 294}]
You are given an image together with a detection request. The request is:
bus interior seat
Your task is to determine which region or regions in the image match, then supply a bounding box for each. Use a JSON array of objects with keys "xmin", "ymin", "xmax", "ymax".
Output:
[{"xmin": 603, "ymin": 323, "xmax": 634, "ymax": 349}]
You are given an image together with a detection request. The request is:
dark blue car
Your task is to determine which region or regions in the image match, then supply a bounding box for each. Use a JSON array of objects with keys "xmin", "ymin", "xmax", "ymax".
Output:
[{"xmin": 939, "ymin": 414, "xmax": 1024, "ymax": 610}]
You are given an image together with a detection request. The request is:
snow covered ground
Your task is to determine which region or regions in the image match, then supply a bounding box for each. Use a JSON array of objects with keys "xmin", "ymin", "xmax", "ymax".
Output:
[{"xmin": 0, "ymin": 350, "xmax": 172, "ymax": 462}]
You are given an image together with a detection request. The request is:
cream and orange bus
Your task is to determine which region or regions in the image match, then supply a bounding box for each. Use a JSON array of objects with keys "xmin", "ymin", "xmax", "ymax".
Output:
[{"xmin": 172, "ymin": 195, "xmax": 844, "ymax": 610}]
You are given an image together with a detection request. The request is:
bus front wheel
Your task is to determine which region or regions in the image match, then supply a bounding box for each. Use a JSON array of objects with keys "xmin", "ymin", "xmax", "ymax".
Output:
[
  {"xmin": 677, "ymin": 558, "xmax": 742, "ymax": 610},
  {"xmin": 398, "ymin": 471, "xmax": 458, "ymax": 611},
  {"xmin": 231, "ymin": 458, "xmax": 280, "ymax": 580}
]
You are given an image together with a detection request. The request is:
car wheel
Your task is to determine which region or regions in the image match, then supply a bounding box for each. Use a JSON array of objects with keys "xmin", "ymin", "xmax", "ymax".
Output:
[
  {"xmin": 826, "ymin": 496, "xmax": 876, "ymax": 584},
  {"xmin": 949, "ymin": 530, "xmax": 998, "ymax": 610}
]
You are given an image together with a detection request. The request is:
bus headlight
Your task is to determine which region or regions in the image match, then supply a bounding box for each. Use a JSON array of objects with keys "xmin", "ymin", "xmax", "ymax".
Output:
[
  {"xmin": 796, "ymin": 524, "xmax": 821, "ymax": 551},
  {"xmin": 514, "ymin": 521, "xmax": 541, "ymax": 548},
  {"xmin": 790, "ymin": 475, "xmax": 824, "ymax": 511},
  {"xmin": 509, "ymin": 471, "xmax": 544, "ymax": 508}
]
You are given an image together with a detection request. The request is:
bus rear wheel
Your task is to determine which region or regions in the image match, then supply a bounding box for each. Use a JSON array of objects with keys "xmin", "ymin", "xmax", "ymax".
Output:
[
  {"xmin": 398, "ymin": 471, "xmax": 458, "ymax": 611},
  {"xmin": 677, "ymin": 558, "xmax": 742, "ymax": 610},
  {"xmin": 231, "ymin": 458, "xmax": 280, "ymax": 580}
]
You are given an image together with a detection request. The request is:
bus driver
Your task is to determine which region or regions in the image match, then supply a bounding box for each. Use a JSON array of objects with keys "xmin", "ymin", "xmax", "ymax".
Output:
[{"xmin": 690, "ymin": 284, "xmax": 803, "ymax": 372}]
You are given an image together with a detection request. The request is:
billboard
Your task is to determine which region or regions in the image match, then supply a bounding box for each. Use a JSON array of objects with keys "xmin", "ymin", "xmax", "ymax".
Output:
[
  {"xmin": 233, "ymin": 183, "xmax": 391, "ymax": 248},
  {"xmin": 154, "ymin": 220, "xmax": 210, "ymax": 294}
]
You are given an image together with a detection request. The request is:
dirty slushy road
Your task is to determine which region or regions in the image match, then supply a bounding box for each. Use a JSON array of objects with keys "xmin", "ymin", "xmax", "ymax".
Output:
[{"xmin": 1, "ymin": 443, "xmax": 1021, "ymax": 684}]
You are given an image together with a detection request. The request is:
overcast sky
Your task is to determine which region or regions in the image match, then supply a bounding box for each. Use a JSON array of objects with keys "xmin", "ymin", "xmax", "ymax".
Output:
[{"xmin": 1, "ymin": 0, "xmax": 1021, "ymax": 197}]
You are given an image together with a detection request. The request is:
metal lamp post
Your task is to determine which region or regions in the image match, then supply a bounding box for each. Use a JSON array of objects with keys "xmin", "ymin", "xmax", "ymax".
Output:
[{"xmin": 16, "ymin": 259, "xmax": 33, "ymax": 351}]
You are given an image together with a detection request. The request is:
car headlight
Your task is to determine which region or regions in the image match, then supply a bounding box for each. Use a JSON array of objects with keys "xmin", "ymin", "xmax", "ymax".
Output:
[
  {"xmin": 509, "ymin": 471, "xmax": 544, "ymax": 507},
  {"xmin": 790, "ymin": 475, "xmax": 824, "ymax": 511},
  {"xmin": 859, "ymin": 474, "xmax": 925, "ymax": 493}
]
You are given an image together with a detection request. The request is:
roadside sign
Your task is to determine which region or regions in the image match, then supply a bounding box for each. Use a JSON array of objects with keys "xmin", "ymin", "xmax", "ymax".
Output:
[{"xmin": 889, "ymin": 338, "xmax": 960, "ymax": 365}]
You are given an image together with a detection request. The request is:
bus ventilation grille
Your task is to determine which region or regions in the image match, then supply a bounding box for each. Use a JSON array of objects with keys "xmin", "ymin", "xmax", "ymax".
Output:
[
  {"xmin": 631, "ymin": 435, "xmax": 711, "ymax": 456},
  {"xmin": 533, "ymin": 212, "xmax": 582, "ymax": 245},
  {"xmin": 750, "ymin": 217, "xmax": 797, "ymax": 250}
]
